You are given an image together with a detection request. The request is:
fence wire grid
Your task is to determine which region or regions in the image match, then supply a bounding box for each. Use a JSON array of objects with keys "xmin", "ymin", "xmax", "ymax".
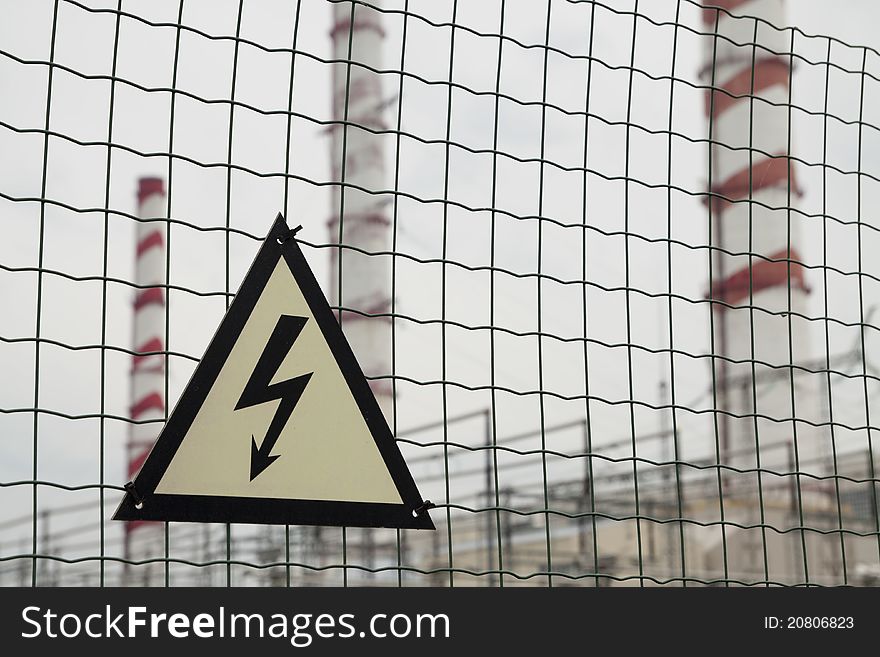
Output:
[{"xmin": 3, "ymin": 0, "xmax": 880, "ymax": 587}]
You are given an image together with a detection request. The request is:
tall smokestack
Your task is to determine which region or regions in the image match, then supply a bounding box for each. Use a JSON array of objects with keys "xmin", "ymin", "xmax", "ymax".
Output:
[
  {"xmin": 328, "ymin": 1, "xmax": 393, "ymax": 420},
  {"xmin": 124, "ymin": 176, "xmax": 167, "ymax": 584},
  {"xmin": 701, "ymin": 0, "xmax": 820, "ymax": 482},
  {"xmin": 328, "ymin": 1, "xmax": 392, "ymax": 579}
]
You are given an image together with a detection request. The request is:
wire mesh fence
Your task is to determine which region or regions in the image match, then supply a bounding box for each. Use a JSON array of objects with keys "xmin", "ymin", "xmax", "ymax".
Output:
[{"xmin": 3, "ymin": 0, "xmax": 880, "ymax": 587}]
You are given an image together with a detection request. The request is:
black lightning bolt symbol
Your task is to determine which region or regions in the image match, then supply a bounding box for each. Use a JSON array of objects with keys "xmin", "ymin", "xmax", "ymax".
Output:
[{"xmin": 235, "ymin": 315, "xmax": 313, "ymax": 481}]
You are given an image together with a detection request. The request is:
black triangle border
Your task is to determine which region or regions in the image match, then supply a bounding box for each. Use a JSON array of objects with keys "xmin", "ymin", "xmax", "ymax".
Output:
[{"xmin": 113, "ymin": 214, "xmax": 434, "ymax": 530}]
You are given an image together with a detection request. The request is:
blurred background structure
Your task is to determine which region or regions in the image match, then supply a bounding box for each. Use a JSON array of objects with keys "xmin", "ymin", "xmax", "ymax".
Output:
[{"xmin": 3, "ymin": 0, "xmax": 880, "ymax": 586}]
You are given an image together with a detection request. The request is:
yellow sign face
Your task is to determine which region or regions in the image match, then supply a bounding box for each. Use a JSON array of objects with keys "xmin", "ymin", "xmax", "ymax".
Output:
[
  {"xmin": 114, "ymin": 215, "xmax": 434, "ymax": 529},
  {"xmin": 155, "ymin": 258, "xmax": 402, "ymax": 504}
]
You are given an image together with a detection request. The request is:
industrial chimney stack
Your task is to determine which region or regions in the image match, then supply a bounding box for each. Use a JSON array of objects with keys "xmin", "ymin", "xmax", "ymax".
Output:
[
  {"xmin": 124, "ymin": 176, "xmax": 167, "ymax": 584},
  {"xmin": 328, "ymin": 2, "xmax": 393, "ymax": 420},
  {"xmin": 701, "ymin": 0, "xmax": 825, "ymax": 479},
  {"xmin": 700, "ymin": 0, "xmax": 831, "ymax": 582}
]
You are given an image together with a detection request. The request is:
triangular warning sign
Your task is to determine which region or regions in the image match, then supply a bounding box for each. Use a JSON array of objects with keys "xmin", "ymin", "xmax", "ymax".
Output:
[{"xmin": 114, "ymin": 214, "xmax": 434, "ymax": 529}]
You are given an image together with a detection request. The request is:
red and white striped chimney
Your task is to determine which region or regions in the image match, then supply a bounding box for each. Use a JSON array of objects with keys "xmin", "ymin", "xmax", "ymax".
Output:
[
  {"xmin": 124, "ymin": 176, "xmax": 167, "ymax": 577},
  {"xmin": 701, "ymin": 0, "xmax": 820, "ymax": 478},
  {"xmin": 328, "ymin": 1, "xmax": 393, "ymax": 420}
]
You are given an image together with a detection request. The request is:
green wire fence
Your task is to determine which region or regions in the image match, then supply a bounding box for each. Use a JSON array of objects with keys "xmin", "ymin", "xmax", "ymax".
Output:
[{"xmin": 2, "ymin": 0, "xmax": 880, "ymax": 587}]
